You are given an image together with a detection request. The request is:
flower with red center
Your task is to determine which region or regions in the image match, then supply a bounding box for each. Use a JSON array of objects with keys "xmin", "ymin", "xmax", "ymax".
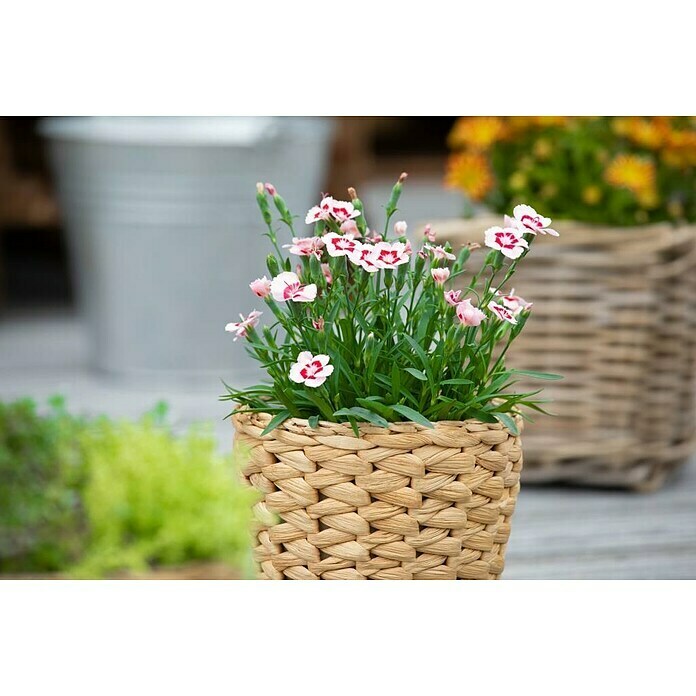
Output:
[
  {"xmin": 444, "ymin": 289, "xmax": 462, "ymax": 306},
  {"xmin": 424, "ymin": 244, "xmax": 456, "ymax": 261},
  {"xmin": 270, "ymin": 272, "xmax": 317, "ymax": 303},
  {"xmin": 455, "ymin": 299, "xmax": 486, "ymax": 327},
  {"xmin": 488, "ymin": 301, "xmax": 518, "ymax": 325},
  {"xmin": 330, "ymin": 199, "xmax": 360, "ymax": 223},
  {"xmin": 431, "ymin": 268, "xmax": 450, "ymax": 285},
  {"xmin": 289, "ymin": 351, "xmax": 334, "ymax": 388},
  {"xmin": 495, "ymin": 288, "xmax": 532, "ymax": 314},
  {"xmin": 512, "ymin": 204, "xmax": 559, "ymax": 236},
  {"xmin": 348, "ymin": 244, "xmax": 380, "ymax": 273},
  {"xmin": 305, "ymin": 196, "xmax": 335, "ymax": 225},
  {"xmin": 225, "ymin": 310, "xmax": 262, "ymax": 341},
  {"xmin": 372, "ymin": 241, "xmax": 411, "ymax": 269},
  {"xmin": 483, "ymin": 226, "xmax": 529, "ymax": 259},
  {"xmin": 322, "ymin": 232, "xmax": 362, "ymax": 258},
  {"xmin": 283, "ymin": 236, "xmax": 324, "ymax": 259},
  {"xmin": 249, "ymin": 276, "xmax": 272, "ymax": 298}
]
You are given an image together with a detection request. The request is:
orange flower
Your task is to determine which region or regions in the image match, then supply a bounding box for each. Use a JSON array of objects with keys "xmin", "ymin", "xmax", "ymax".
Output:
[
  {"xmin": 445, "ymin": 152, "xmax": 494, "ymax": 201},
  {"xmin": 662, "ymin": 127, "xmax": 696, "ymax": 167},
  {"xmin": 604, "ymin": 154, "xmax": 656, "ymax": 197},
  {"xmin": 448, "ymin": 117, "xmax": 507, "ymax": 151}
]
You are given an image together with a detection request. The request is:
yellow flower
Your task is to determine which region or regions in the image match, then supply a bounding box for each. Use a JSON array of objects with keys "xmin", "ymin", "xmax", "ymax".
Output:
[
  {"xmin": 662, "ymin": 128, "xmax": 696, "ymax": 168},
  {"xmin": 533, "ymin": 138, "xmax": 553, "ymax": 160},
  {"xmin": 612, "ymin": 117, "xmax": 634, "ymax": 137},
  {"xmin": 448, "ymin": 117, "xmax": 507, "ymax": 151},
  {"xmin": 604, "ymin": 154, "xmax": 656, "ymax": 197},
  {"xmin": 582, "ymin": 185, "xmax": 602, "ymax": 205},
  {"xmin": 509, "ymin": 171, "xmax": 528, "ymax": 191},
  {"xmin": 445, "ymin": 152, "xmax": 494, "ymax": 201},
  {"xmin": 531, "ymin": 116, "xmax": 569, "ymax": 128},
  {"xmin": 627, "ymin": 118, "xmax": 666, "ymax": 149}
]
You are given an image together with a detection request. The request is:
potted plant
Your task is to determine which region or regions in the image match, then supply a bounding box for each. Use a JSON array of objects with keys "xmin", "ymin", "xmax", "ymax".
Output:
[
  {"xmin": 441, "ymin": 117, "xmax": 696, "ymax": 490},
  {"xmin": 223, "ymin": 174, "xmax": 560, "ymax": 580}
]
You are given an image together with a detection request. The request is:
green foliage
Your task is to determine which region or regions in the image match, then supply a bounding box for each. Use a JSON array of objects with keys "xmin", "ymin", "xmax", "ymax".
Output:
[
  {"xmin": 223, "ymin": 177, "xmax": 558, "ymax": 430},
  {"xmin": 0, "ymin": 397, "xmax": 86, "ymax": 572},
  {"xmin": 0, "ymin": 399, "xmax": 257, "ymax": 577}
]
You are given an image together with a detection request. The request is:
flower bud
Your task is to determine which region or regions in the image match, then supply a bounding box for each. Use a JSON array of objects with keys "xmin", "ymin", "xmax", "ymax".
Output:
[
  {"xmin": 264, "ymin": 182, "xmax": 277, "ymax": 196},
  {"xmin": 394, "ymin": 220, "xmax": 408, "ymax": 236},
  {"xmin": 431, "ymin": 268, "xmax": 450, "ymax": 285},
  {"xmin": 266, "ymin": 254, "xmax": 281, "ymax": 277}
]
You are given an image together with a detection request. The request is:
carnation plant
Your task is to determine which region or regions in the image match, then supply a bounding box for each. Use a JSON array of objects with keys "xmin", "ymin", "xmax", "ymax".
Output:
[
  {"xmin": 445, "ymin": 116, "xmax": 696, "ymax": 226},
  {"xmin": 222, "ymin": 174, "xmax": 560, "ymax": 436}
]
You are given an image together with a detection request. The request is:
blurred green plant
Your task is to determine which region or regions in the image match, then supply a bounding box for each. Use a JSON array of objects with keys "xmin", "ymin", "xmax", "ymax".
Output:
[
  {"xmin": 0, "ymin": 398, "xmax": 257, "ymax": 578},
  {"xmin": 445, "ymin": 116, "xmax": 696, "ymax": 226}
]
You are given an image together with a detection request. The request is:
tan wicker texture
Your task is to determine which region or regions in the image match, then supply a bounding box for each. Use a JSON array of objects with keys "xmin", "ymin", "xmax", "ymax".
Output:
[
  {"xmin": 437, "ymin": 217, "xmax": 696, "ymax": 490},
  {"xmin": 233, "ymin": 412, "xmax": 523, "ymax": 580}
]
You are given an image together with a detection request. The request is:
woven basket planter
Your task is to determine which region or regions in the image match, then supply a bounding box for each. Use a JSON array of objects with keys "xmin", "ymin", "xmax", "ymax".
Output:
[
  {"xmin": 233, "ymin": 411, "xmax": 523, "ymax": 580},
  {"xmin": 438, "ymin": 217, "xmax": 696, "ymax": 490}
]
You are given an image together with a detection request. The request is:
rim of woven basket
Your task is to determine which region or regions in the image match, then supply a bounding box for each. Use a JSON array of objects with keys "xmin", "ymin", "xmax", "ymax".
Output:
[{"xmin": 231, "ymin": 408, "xmax": 523, "ymax": 436}]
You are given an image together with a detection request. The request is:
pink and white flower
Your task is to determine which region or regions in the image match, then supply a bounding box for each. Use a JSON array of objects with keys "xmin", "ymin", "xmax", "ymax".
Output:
[
  {"xmin": 321, "ymin": 263, "xmax": 333, "ymax": 284},
  {"xmin": 455, "ymin": 300, "xmax": 486, "ymax": 327},
  {"xmin": 330, "ymin": 199, "xmax": 360, "ymax": 223},
  {"xmin": 323, "ymin": 232, "xmax": 362, "ymax": 257},
  {"xmin": 289, "ymin": 351, "xmax": 334, "ymax": 388},
  {"xmin": 511, "ymin": 204, "xmax": 559, "ymax": 236},
  {"xmin": 283, "ymin": 236, "xmax": 324, "ymax": 259},
  {"xmin": 372, "ymin": 241, "xmax": 411, "ymax": 269},
  {"xmin": 423, "ymin": 224, "xmax": 436, "ymax": 243},
  {"xmin": 495, "ymin": 288, "xmax": 533, "ymax": 314},
  {"xmin": 394, "ymin": 220, "xmax": 408, "ymax": 236},
  {"xmin": 225, "ymin": 310, "xmax": 262, "ymax": 341},
  {"xmin": 424, "ymin": 244, "xmax": 456, "ymax": 261},
  {"xmin": 488, "ymin": 301, "xmax": 518, "ymax": 325},
  {"xmin": 339, "ymin": 219, "xmax": 360, "ymax": 236},
  {"xmin": 444, "ymin": 289, "xmax": 462, "ymax": 306},
  {"xmin": 484, "ymin": 226, "xmax": 529, "ymax": 259},
  {"xmin": 305, "ymin": 196, "xmax": 335, "ymax": 225},
  {"xmin": 264, "ymin": 182, "xmax": 277, "ymax": 196},
  {"xmin": 270, "ymin": 272, "xmax": 317, "ymax": 303},
  {"xmin": 249, "ymin": 276, "xmax": 272, "ymax": 298},
  {"xmin": 312, "ymin": 317, "xmax": 325, "ymax": 331},
  {"xmin": 431, "ymin": 267, "xmax": 450, "ymax": 285},
  {"xmin": 349, "ymin": 244, "xmax": 380, "ymax": 273}
]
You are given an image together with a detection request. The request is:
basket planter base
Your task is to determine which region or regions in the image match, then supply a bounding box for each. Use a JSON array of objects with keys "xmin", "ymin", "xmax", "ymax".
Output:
[{"xmin": 233, "ymin": 412, "xmax": 523, "ymax": 580}]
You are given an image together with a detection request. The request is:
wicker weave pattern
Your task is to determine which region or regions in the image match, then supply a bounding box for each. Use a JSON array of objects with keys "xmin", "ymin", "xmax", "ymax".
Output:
[
  {"xmin": 233, "ymin": 412, "xmax": 523, "ymax": 580},
  {"xmin": 438, "ymin": 218, "xmax": 696, "ymax": 490}
]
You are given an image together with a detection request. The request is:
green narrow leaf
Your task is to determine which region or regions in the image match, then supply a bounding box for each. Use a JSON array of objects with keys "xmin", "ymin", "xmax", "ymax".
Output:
[
  {"xmin": 404, "ymin": 367, "xmax": 428, "ymax": 382},
  {"xmin": 441, "ymin": 378, "xmax": 474, "ymax": 386},
  {"xmin": 308, "ymin": 415, "xmax": 320, "ymax": 429},
  {"xmin": 356, "ymin": 397, "xmax": 396, "ymax": 422},
  {"xmin": 509, "ymin": 369, "xmax": 564, "ymax": 381},
  {"xmin": 260, "ymin": 410, "xmax": 292, "ymax": 436},
  {"xmin": 493, "ymin": 412, "xmax": 519, "ymax": 436},
  {"xmin": 389, "ymin": 404, "xmax": 434, "ymax": 429},
  {"xmin": 334, "ymin": 407, "xmax": 389, "ymax": 428}
]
